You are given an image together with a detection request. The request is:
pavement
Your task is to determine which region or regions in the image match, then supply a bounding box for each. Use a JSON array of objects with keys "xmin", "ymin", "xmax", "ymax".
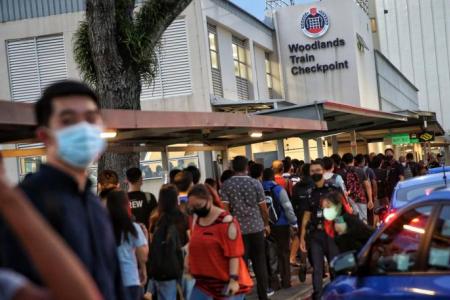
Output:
[{"xmin": 246, "ymin": 266, "xmax": 329, "ymax": 300}]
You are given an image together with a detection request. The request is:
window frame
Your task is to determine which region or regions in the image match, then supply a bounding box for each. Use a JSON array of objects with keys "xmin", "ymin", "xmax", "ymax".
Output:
[
  {"xmin": 265, "ymin": 52, "xmax": 273, "ymax": 90},
  {"xmin": 208, "ymin": 26, "xmax": 220, "ymax": 70},
  {"xmin": 358, "ymin": 201, "xmax": 441, "ymax": 275},
  {"xmin": 232, "ymin": 37, "xmax": 248, "ymax": 79}
]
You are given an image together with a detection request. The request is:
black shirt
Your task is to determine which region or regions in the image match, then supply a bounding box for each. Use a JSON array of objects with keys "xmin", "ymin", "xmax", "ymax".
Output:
[
  {"xmin": 128, "ymin": 191, "xmax": 157, "ymax": 228},
  {"xmin": 305, "ymin": 183, "xmax": 339, "ymax": 230},
  {"xmin": 0, "ymin": 164, "xmax": 125, "ymax": 300},
  {"xmin": 291, "ymin": 178, "xmax": 314, "ymax": 214}
]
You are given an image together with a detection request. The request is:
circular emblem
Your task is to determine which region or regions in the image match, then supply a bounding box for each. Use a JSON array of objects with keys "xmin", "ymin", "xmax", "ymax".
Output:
[{"xmin": 300, "ymin": 7, "xmax": 329, "ymax": 38}]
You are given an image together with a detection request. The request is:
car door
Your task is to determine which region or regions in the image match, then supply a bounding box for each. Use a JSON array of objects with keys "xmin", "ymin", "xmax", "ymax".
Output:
[
  {"xmin": 325, "ymin": 204, "xmax": 436, "ymax": 299},
  {"xmin": 408, "ymin": 203, "xmax": 450, "ymax": 298}
]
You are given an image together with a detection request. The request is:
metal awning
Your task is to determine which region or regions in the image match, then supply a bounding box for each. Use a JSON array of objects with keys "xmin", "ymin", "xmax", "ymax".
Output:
[
  {"xmin": 0, "ymin": 100, "xmax": 327, "ymax": 155},
  {"xmin": 255, "ymin": 100, "xmax": 444, "ymax": 141}
]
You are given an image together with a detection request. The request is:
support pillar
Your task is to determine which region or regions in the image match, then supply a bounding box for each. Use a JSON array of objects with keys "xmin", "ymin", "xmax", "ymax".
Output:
[
  {"xmin": 350, "ymin": 131, "xmax": 357, "ymax": 156},
  {"xmin": 302, "ymin": 138, "xmax": 310, "ymax": 163},
  {"xmin": 317, "ymin": 138, "xmax": 324, "ymax": 158},
  {"xmin": 161, "ymin": 146, "xmax": 170, "ymax": 184},
  {"xmin": 245, "ymin": 144, "xmax": 252, "ymax": 160},
  {"xmin": 221, "ymin": 147, "xmax": 230, "ymax": 171},
  {"xmin": 277, "ymin": 139, "xmax": 285, "ymax": 160},
  {"xmin": 331, "ymin": 135, "xmax": 339, "ymax": 154}
]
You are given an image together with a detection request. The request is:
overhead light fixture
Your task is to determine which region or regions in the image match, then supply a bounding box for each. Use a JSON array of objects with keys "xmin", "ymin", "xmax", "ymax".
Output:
[
  {"xmin": 101, "ymin": 130, "xmax": 117, "ymax": 139},
  {"xmin": 250, "ymin": 131, "xmax": 263, "ymax": 138}
]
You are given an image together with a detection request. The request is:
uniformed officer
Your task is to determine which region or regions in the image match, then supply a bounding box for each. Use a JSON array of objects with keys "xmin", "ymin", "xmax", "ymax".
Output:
[{"xmin": 299, "ymin": 160, "xmax": 340, "ymax": 300}]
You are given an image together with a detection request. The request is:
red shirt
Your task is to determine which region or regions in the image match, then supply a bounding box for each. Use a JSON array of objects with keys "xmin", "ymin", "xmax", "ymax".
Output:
[{"xmin": 189, "ymin": 212, "xmax": 253, "ymax": 298}]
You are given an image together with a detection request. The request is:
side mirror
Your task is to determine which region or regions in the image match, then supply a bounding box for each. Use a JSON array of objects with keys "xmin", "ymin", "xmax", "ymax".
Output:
[
  {"xmin": 330, "ymin": 251, "xmax": 358, "ymax": 276},
  {"xmin": 374, "ymin": 206, "xmax": 387, "ymax": 216}
]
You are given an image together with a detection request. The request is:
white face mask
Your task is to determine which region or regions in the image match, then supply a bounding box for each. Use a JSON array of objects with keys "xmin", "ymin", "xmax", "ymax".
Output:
[
  {"xmin": 402, "ymin": 162, "xmax": 407, "ymax": 167},
  {"xmin": 55, "ymin": 122, "xmax": 106, "ymax": 169}
]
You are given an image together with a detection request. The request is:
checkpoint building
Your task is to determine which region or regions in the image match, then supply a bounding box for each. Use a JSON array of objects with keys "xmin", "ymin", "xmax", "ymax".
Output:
[{"xmin": 0, "ymin": 0, "xmax": 447, "ymax": 193}]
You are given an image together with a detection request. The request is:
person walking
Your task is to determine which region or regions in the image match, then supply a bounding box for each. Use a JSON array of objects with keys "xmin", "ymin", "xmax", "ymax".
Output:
[
  {"xmin": 148, "ymin": 184, "xmax": 189, "ymax": 300},
  {"xmin": 107, "ymin": 191, "xmax": 149, "ymax": 300},
  {"xmin": 340, "ymin": 153, "xmax": 373, "ymax": 223},
  {"xmin": 188, "ymin": 184, "xmax": 253, "ymax": 300},
  {"xmin": 126, "ymin": 167, "xmax": 157, "ymax": 229},
  {"xmin": 321, "ymin": 191, "xmax": 373, "ymax": 253},
  {"xmin": 262, "ymin": 168, "xmax": 297, "ymax": 289},
  {"xmin": 299, "ymin": 160, "xmax": 340, "ymax": 300},
  {"xmin": 221, "ymin": 156, "xmax": 271, "ymax": 300},
  {"xmin": 174, "ymin": 170, "xmax": 194, "ymax": 214},
  {"xmin": 384, "ymin": 148, "xmax": 405, "ymax": 201},
  {"xmin": 322, "ymin": 157, "xmax": 346, "ymax": 194},
  {"xmin": 0, "ymin": 80, "xmax": 125, "ymax": 299}
]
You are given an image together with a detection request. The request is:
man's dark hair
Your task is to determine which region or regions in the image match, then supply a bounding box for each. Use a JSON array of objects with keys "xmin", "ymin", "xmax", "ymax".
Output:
[
  {"xmin": 354, "ymin": 154, "xmax": 365, "ymax": 166},
  {"xmin": 322, "ymin": 157, "xmax": 334, "ymax": 171},
  {"xmin": 406, "ymin": 153, "xmax": 414, "ymax": 160},
  {"xmin": 174, "ymin": 171, "xmax": 193, "ymax": 192},
  {"xmin": 371, "ymin": 155, "xmax": 383, "ymax": 169},
  {"xmin": 169, "ymin": 169, "xmax": 181, "ymax": 184},
  {"xmin": 204, "ymin": 178, "xmax": 217, "ymax": 188},
  {"xmin": 330, "ymin": 154, "xmax": 341, "ymax": 166},
  {"xmin": 98, "ymin": 170, "xmax": 119, "ymax": 186},
  {"xmin": 301, "ymin": 163, "xmax": 311, "ymax": 178},
  {"xmin": 385, "ymin": 148, "xmax": 394, "ymax": 155},
  {"xmin": 310, "ymin": 159, "xmax": 323, "ymax": 168},
  {"xmin": 282, "ymin": 159, "xmax": 292, "ymax": 173},
  {"xmin": 220, "ymin": 169, "xmax": 235, "ymax": 183},
  {"xmin": 126, "ymin": 167, "xmax": 142, "ymax": 184},
  {"xmin": 262, "ymin": 168, "xmax": 275, "ymax": 181},
  {"xmin": 232, "ymin": 156, "xmax": 248, "ymax": 173},
  {"xmin": 35, "ymin": 80, "xmax": 99, "ymax": 127},
  {"xmin": 184, "ymin": 165, "xmax": 201, "ymax": 184},
  {"xmin": 249, "ymin": 163, "xmax": 264, "ymax": 179},
  {"xmin": 342, "ymin": 153, "xmax": 354, "ymax": 165}
]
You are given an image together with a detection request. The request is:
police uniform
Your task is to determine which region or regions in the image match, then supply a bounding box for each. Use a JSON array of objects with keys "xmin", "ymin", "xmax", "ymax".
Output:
[{"xmin": 305, "ymin": 182, "xmax": 340, "ymax": 300}]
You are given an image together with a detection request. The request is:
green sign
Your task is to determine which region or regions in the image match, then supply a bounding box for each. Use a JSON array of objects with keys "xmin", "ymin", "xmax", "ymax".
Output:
[
  {"xmin": 387, "ymin": 133, "xmax": 410, "ymax": 145},
  {"xmin": 410, "ymin": 138, "xmax": 420, "ymax": 144}
]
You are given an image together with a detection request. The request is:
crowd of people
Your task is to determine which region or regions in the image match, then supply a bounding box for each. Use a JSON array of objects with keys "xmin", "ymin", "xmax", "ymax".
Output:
[{"xmin": 0, "ymin": 80, "xmax": 443, "ymax": 300}]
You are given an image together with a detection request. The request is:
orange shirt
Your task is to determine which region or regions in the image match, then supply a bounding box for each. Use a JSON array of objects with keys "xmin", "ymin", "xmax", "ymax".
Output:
[{"xmin": 189, "ymin": 212, "xmax": 253, "ymax": 298}]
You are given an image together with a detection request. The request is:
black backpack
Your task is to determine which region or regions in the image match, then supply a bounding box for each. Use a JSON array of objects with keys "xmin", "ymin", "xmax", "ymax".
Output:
[
  {"xmin": 149, "ymin": 221, "xmax": 183, "ymax": 281},
  {"xmin": 265, "ymin": 186, "xmax": 283, "ymax": 225}
]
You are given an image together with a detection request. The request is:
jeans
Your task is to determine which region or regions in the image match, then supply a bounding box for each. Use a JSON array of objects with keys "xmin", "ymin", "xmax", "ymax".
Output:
[
  {"xmin": 356, "ymin": 203, "xmax": 368, "ymax": 223},
  {"xmin": 270, "ymin": 225, "xmax": 291, "ymax": 288},
  {"xmin": 153, "ymin": 280, "xmax": 177, "ymax": 300},
  {"xmin": 307, "ymin": 230, "xmax": 339, "ymax": 300},
  {"xmin": 190, "ymin": 286, "xmax": 245, "ymax": 300},
  {"xmin": 243, "ymin": 231, "xmax": 269, "ymax": 300},
  {"xmin": 125, "ymin": 285, "xmax": 143, "ymax": 300},
  {"xmin": 182, "ymin": 275, "xmax": 195, "ymax": 300}
]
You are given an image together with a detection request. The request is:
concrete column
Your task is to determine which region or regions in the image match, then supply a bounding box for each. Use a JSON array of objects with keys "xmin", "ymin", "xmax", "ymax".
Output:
[
  {"xmin": 248, "ymin": 39, "xmax": 259, "ymax": 100},
  {"xmin": 331, "ymin": 135, "xmax": 339, "ymax": 154},
  {"xmin": 277, "ymin": 139, "xmax": 285, "ymax": 159},
  {"xmin": 245, "ymin": 144, "xmax": 252, "ymax": 160},
  {"xmin": 221, "ymin": 147, "xmax": 230, "ymax": 171},
  {"xmin": 317, "ymin": 138, "xmax": 324, "ymax": 158},
  {"xmin": 161, "ymin": 147, "xmax": 170, "ymax": 184},
  {"xmin": 350, "ymin": 131, "xmax": 357, "ymax": 155},
  {"xmin": 203, "ymin": 151, "xmax": 214, "ymax": 179},
  {"xmin": 302, "ymin": 138, "xmax": 310, "ymax": 163}
]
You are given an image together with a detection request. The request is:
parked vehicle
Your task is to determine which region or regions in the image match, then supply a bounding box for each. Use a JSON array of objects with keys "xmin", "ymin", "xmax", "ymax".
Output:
[{"xmin": 323, "ymin": 187, "xmax": 450, "ymax": 299}]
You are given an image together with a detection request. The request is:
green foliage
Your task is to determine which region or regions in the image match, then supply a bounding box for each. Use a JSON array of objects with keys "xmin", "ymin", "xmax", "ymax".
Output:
[
  {"xmin": 73, "ymin": 21, "xmax": 98, "ymax": 86},
  {"xmin": 73, "ymin": 0, "xmax": 159, "ymax": 87}
]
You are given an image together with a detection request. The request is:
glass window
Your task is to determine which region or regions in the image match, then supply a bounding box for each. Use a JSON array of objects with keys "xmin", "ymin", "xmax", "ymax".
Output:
[
  {"xmin": 396, "ymin": 181, "xmax": 446, "ymax": 207},
  {"xmin": 208, "ymin": 27, "xmax": 220, "ymax": 70},
  {"xmin": 232, "ymin": 38, "xmax": 248, "ymax": 79},
  {"xmin": 368, "ymin": 206, "xmax": 433, "ymax": 274},
  {"xmin": 265, "ymin": 52, "xmax": 273, "ymax": 92},
  {"xmin": 19, "ymin": 156, "xmax": 46, "ymax": 179},
  {"xmin": 427, "ymin": 205, "xmax": 450, "ymax": 271},
  {"xmin": 228, "ymin": 146, "xmax": 246, "ymax": 160}
]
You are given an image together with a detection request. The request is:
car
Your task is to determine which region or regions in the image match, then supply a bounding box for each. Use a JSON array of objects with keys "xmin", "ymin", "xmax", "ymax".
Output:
[
  {"xmin": 322, "ymin": 187, "xmax": 450, "ymax": 299},
  {"xmin": 428, "ymin": 166, "xmax": 450, "ymax": 175},
  {"xmin": 376, "ymin": 172, "xmax": 449, "ymax": 222}
]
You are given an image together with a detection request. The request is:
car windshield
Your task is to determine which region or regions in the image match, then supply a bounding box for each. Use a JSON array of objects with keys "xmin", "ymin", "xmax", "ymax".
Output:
[{"xmin": 396, "ymin": 181, "xmax": 445, "ymax": 207}]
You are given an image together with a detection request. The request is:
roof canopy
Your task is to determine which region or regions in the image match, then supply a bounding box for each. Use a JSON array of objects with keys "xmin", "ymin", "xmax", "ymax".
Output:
[{"xmin": 0, "ymin": 100, "xmax": 327, "ymax": 151}]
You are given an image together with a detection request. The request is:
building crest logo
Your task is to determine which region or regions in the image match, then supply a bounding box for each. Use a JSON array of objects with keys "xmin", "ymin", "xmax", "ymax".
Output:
[{"xmin": 300, "ymin": 7, "xmax": 329, "ymax": 38}]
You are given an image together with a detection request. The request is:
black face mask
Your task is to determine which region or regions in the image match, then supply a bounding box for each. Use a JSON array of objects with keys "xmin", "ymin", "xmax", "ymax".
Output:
[
  {"xmin": 386, "ymin": 155, "xmax": 394, "ymax": 162},
  {"xmin": 193, "ymin": 204, "xmax": 211, "ymax": 217},
  {"xmin": 311, "ymin": 173, "xmax": 323, "ymax": 182}
]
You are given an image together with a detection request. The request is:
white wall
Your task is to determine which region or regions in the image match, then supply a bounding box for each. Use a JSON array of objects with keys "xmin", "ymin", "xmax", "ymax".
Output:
[
  {"xmin": 274, "ymin": 0, "xmax": 379, "ymax": 109},
  {"xmin": 373, "ymin": 0, "xmax": 450, "ymax": 131}
]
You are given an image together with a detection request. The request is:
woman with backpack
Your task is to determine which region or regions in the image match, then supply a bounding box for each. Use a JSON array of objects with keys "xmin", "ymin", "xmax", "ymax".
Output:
[
  {"xmin": 187, "ymin": 184, "xmax": 253, "ymax": 300},
  {"xmin": 147, "ymin": 184, "xmax": 189, "ymax": 300},
  {"xmin": 106, "ymin": 190, "xmax": 149, "ymax": 300}
]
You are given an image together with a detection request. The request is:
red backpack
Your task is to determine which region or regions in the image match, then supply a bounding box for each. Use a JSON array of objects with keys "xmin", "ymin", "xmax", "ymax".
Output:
[{"xmin": 343, "ymin": 167, "xmax": 366, "ymax": 204}]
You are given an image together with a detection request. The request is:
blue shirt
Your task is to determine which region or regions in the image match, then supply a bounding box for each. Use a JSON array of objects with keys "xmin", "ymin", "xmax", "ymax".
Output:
[
  {"xmin": 117, "ymin": 223, "xmax": 147, "ymax": 287},
  {"xmin": 0, "ymin": 164, "xmax": 125, "ymax": 300}
]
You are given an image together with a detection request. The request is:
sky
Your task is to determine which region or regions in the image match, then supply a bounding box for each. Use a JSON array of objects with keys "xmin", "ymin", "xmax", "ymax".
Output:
[{"xmin": 230, "ymin": 0, "xmax": 317, "ymax": 21}]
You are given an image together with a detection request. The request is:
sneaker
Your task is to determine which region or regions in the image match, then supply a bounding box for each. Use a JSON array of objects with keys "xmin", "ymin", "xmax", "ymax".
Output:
[
  {"xmin": 267, "ymin": 288, "xmax": 275, "ymax": 297},
  {"xmin": 298, "ymin": 263, "xmax": 307, "ymax": 283}
]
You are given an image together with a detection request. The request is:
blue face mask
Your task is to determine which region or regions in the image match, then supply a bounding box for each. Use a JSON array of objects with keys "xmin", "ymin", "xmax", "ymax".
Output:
[{"xmin": 55, "ymin": 122, "xmax": 106, "ymax": 169}]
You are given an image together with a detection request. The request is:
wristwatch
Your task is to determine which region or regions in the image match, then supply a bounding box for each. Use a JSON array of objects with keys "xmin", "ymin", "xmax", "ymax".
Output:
[{"xmin": 229, "ymin": 274, "xmax": 239, "ymax": 281}]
